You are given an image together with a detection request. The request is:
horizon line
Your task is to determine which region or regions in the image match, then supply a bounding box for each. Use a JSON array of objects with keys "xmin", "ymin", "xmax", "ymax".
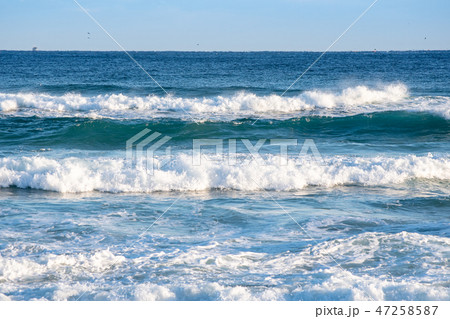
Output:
[{"xmin": 1, "ymin": 49, "xmax": 449, "ymax": 53}]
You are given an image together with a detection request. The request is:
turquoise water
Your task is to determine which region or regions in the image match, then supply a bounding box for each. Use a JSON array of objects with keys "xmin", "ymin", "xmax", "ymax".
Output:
[{"xmin": 0, "ymin": 51, "xmax": 449, "ymax": 300}]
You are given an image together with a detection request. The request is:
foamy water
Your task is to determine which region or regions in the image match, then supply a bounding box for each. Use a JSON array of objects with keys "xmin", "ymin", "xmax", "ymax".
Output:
[
  {"xmin": 1, "ymin": 231, "xmax": 448, "ymax": 301},
  {"xmin": 1, "ymin": 51, "xmax": 449, "ymax": 301},
  {"xmin": 1, "ymin": 84, "xmax": 449, "ymax": 119},
  {"xmin": 0, "ymin": 154, "xmax": 449, "ymax": 193}
]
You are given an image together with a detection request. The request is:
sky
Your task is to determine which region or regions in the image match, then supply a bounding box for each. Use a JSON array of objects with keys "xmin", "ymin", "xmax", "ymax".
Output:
[{"xmin": 0, "ymin": 0, "xmax": 449, "ymax": 51}]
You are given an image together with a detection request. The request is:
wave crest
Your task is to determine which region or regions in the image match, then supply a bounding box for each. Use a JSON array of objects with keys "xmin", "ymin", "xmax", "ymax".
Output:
[
  {"xmin": 2, "ymin": 83, "xmax": 447, "ymax": 119},
  {"xmin": 0, "ymin": 154, "xmax": 448, "ymax": 193}
]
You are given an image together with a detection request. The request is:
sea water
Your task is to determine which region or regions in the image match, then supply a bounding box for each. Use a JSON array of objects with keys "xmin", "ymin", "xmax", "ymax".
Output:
[{"xmin": 0, "ymin": 51, "xmax": 449, "ymax": 300}]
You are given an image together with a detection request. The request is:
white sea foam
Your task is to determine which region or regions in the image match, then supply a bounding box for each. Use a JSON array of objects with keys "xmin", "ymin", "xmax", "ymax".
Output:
[
  {"xmin": 0, "ymin": 250, "xmax": 124, "ymax": 283},
  {"xmin": 1, "ymin": 232, "xmax": 448, "ymax": 300},
  {"xmin": 131, "ymin": 276, "xmax": 449, "ymax": 301},
  {"xmin": 145, "ymin": 231, "xmax": 450, "ymax": 301},
  {"xmin": 0, "ymin": 293, "xmax": 12, "ymax": 301},
  {"xmin": 1, "ymin": 84, "xmax": 448, "ymax": 119},
  {"xmin": 167, "ymin": 231, "xmax": 449, "ymax": 273},
  {"xmin": 0, "ymin": 99, "xmax": 18, "ymax": 112},
  {"xmin": 134, "ymin": 282, "xmax": 286, "ymax": 301},
  {"xmin": 0, "ymin": 154, "xmax": 448, "ymax": 193}
]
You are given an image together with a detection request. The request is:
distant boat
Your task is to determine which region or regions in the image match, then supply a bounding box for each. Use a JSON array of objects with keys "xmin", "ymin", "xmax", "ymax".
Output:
[{"xmin": 32, "ymin": 47, "xmax": 38, "ymax": 51}]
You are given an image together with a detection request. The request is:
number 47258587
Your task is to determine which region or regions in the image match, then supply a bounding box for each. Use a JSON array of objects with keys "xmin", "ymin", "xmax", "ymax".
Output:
[{"xmin": 376, "ymin": 305, "xmax": 438, "ymax": 316}]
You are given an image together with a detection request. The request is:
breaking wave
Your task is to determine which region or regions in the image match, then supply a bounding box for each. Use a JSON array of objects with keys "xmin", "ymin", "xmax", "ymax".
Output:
[
  {"xmin": 0, "ymin": 154, "xmax": 448, "ymax": 193},
  {"xmin": 1, "ymin": 83, "xmax": 448, "ymax": 120}
]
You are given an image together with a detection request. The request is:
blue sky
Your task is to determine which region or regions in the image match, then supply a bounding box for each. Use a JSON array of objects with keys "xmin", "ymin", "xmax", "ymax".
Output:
[{"xmin": 0, "ymin": 0, "xmax": 449, "ymax": 51}]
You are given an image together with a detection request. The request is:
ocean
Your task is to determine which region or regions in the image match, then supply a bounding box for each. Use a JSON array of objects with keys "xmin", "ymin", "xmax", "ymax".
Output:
[{"xmin": 0, "ymin": 51, "xmax": 449, "ymax": 301}]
